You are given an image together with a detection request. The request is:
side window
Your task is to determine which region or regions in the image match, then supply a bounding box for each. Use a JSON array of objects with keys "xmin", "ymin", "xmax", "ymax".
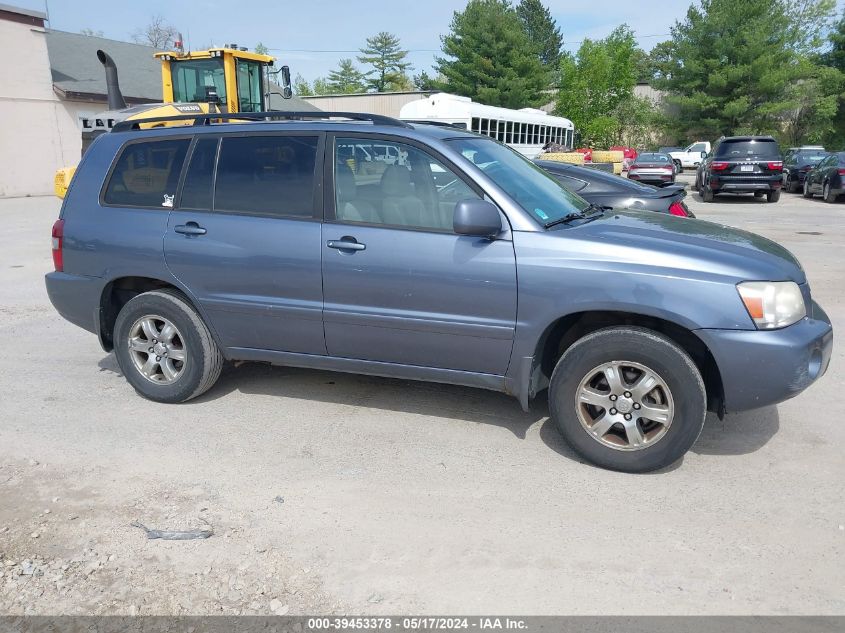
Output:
[
  {"xmin": 214, "ymin": 135, "xmax": 318, "ymax": 217},
  {"xmin": 103, "ymin": 138, "xmax": 190, "ymax": 208},
  {"xmin": 180, "ymin": 137, "xmax": 219, "ymax": 210},
  {"xmin": 334, "ymin": 137, "xmax": 481, "ymax": 231},
  {"xmin": 689, "ymin": 143, "xmax": 706, "ymax": 152}
]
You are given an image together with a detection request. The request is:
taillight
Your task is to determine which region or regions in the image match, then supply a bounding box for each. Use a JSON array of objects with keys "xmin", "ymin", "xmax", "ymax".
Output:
[
  {"xmin": 51, "ymin": 219, "xmax": 64, "ymax": 272},
  {"xmin": 838, "ymin": 169, "xmax": 845, "ymax": 176},
  {"xmin": 711, "ymin": 161, "xmax": 729, "ymax": 171},
  {"xmin": 767, "ymin": 161, "xmax": 783, "ymax": 171},
  {"xmin": 668, "ymin": 202, "xmax": 688, "ymax": 217}
]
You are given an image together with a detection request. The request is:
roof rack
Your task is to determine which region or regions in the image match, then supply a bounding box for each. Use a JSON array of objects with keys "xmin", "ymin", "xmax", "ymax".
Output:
[
  {"xmin": 401, "ymin": 119, "xmax": 466, "ymax": 129},
  {"xmin": 111, "ymin": 111, "xmax": 411, "ymax": 133}
]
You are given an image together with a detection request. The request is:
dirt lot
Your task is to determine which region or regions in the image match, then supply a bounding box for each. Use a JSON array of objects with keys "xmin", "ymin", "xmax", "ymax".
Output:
[{"xmin": 1, "ymin": 179, "xmax": 843, "ymax": 615}]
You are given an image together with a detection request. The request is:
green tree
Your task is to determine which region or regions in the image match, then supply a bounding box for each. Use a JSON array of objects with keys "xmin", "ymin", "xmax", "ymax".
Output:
[
  {"xmin": 516, "ymin": 0, "xmax": 563, "ymax": 71},
  {"xmin": 653, "ymin": 0, "xmax": 838, "ymax": 140},
  {"xmin": 821, "ymin": 8, "xmax": 845, "ymax": 147},
  {"xmin": 555, "ymin": 25, "xmax": 649, "ymax": 146},
  {"xmin": 312, "ymin": 77, "xmax": 333, "ymax": 96},
  {"xmin": 254, "ymin": 42, "xmax": 269, "ymax": 55},
  {"xmin": 413, "ymin": 70, "xmax": 439, "ymax": 90},
  {"xmin": 326, "ymin": 59, "xmax": 367, "ymax": 93},
  {"xmin": 358, "ymin": 32, "xmax": 412, "ymax": 92},
  {"xmin": 436, "ymin": 0, "xmax": 547, "ymax": 108},
  {"xmin": 293, "ymin": 74, "xmax": 312, "ymax": 96}
]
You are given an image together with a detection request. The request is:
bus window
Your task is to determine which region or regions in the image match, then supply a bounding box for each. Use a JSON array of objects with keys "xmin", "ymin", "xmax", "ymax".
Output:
[
  {"xmin": 498, "ymin": 120, "xmax": 505, "ymax": 142},
  {"xmin": 471, "ymin": 117, "xmax": 481, "ymax": 133}
]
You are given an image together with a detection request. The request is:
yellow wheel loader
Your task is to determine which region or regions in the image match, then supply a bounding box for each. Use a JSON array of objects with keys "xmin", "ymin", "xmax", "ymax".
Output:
[{"xmin": 55, "ymin": 45, "xmax": 292, "ymax": 198}]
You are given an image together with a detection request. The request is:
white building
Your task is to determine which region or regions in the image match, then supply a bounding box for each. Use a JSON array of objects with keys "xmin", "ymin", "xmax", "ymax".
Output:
[{"xmin": 0, "ymin": 5, "xmax": 80, "ymax": 197}]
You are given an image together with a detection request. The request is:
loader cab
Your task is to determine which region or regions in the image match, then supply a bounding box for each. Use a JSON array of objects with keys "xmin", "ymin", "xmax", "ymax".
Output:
[{"xmin": 157, "ymin": 47, "xmax": 275, "ymax": 113}]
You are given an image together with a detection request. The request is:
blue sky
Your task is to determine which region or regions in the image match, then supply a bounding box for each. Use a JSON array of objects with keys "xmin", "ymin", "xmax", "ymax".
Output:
[{"xmin": 16, "ymin": 0, "xmax": 843, "ymax": 81}]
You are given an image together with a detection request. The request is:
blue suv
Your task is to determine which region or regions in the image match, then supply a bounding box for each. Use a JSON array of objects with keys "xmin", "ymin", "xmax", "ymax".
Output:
[{"xmin": 46, "ymin": 112, "xmax": 833, "ymax": 472}]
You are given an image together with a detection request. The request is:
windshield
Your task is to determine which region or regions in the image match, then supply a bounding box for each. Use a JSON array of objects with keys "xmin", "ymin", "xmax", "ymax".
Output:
[
  {"xmin": 795, "ymin": 151, "xmax": 827, "ymax": 163},
  {"xmin": 446, "ymin": 137, "xmax": 589, "ymax": 225},
  {"xmin": 171, "ymin": 59, "xmax": 227, "ymax": 104}
]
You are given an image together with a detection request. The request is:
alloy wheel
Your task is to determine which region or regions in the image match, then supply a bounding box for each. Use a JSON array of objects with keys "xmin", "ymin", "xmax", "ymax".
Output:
[
  {"xmin": 127, "ymin": 314, "xmax": 187, "ymax": 384},
  {"xmin": 575, "ymin": 360, "xmax": 675, "ymax": 451}
]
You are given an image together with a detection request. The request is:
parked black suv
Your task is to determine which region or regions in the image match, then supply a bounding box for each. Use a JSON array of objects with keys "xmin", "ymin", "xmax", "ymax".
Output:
[{"xmin": 697, "ymin": 136, "xmax": 783, "ymax": 203}]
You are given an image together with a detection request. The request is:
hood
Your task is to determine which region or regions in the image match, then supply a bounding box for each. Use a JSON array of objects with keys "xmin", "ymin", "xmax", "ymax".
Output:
[{"xmin": 546, "ymin": 210, "xmax": 805, "ymax": 284}]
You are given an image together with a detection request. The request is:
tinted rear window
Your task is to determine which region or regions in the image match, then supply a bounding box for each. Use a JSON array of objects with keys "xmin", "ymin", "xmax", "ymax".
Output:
[
  {"xmin": 635, "ymin": 153, "xmax": 671, "ymax": 163},
  {"xmin": 716, "ymin": 140, "xmax": 780, "ymax": 159},
  {"xmin": 214, "ymin": 135, "xmax": 319, "ymax": 217},
  {"xmin": 104, "ymin": 138, "xmax": 190, "ymax": 208}
]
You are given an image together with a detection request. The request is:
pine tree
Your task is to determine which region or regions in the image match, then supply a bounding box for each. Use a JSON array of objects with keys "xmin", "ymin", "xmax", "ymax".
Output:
[
  {"xmin": 326, "ymin": 59, "xmax": 367, "ymax": 94},
  {"xmin": 653, "ymin": 0, "xmax": 838, "ymax": 139},
  {"xmin": 436, "ymin": 0, "xmax": 547, "ymax": 108},
  {"xmin": 516, "ymin": 0, "xmax": 563, "ymax": 70},
  {"xmin": 358, "ymin": 32, "xmax": 412, "ymax": 92}
]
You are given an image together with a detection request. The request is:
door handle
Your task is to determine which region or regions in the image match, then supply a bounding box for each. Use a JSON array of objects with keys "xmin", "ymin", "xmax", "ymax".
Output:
[
  {"xmin": 327, "ymin": 238, "xmax": 366, "ymax": 251},
  {"xmin": 174, "ymin": 222, "xmax": 207, "ymax": 236}
]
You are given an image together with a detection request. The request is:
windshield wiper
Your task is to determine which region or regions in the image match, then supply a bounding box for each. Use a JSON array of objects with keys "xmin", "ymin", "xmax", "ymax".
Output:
[{"xmin": 543, "ymin": 203, "xmax": 604, "ymax": 228}]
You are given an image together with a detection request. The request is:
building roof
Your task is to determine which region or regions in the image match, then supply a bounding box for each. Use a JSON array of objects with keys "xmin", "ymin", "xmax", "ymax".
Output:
[
  {"xmin": 45, "ymin": 29, "xmax": 320, "ymax": 112},
  {"xmin": 267, "ymin": 84, "xmax": 321, "ymax": 112},
  {"xmin": 0, "ymin": 2, "xmax": 46, "ymax": 22},
  {"xmin": 46, "ymin": 29, "xmax": 162, "ymax": 103}
]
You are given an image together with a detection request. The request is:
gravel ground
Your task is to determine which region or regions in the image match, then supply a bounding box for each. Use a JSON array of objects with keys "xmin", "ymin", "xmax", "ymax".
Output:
[{"xmin": 0, "ymin": 179, "xmax": 843, "ymax": 615}]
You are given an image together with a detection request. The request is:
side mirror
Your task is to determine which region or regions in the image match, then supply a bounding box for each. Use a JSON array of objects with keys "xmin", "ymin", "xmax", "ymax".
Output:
[
  {"xmin": 281, "ymin": 65, "xmax": 292, "ymax": 99},
  {"xmin": 701, "ymin": 151, "xmax": 707, "ymax": 158},
  {"xmin": 453, "ymin": 199, "xmax": 502, "ymax": 237}
]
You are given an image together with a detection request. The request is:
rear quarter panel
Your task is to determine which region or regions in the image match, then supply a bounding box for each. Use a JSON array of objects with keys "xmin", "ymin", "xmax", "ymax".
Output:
[{"xmin": 61, "ymin": 133, "xmax": 178, "ymax": 285}]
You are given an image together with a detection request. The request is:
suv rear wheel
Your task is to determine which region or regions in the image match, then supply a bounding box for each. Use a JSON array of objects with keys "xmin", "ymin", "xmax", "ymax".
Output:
[
  {"xmin": 766, "ymin": 190, "xmax": 780, "ymax": 203},
  {"xmin": 701, "ymin": 185, "xmax": 715, "ymax": 202},
  {"xmin": 113, "ymin": 289, "xmax": 223, "ymax": 403},
  {"xmin": 803, "ymin": 180, "xmax": 813, "ymax": 198},
  {"xmin": 548, "ymin": 327, "xmax": 706, "ymax": 473}
]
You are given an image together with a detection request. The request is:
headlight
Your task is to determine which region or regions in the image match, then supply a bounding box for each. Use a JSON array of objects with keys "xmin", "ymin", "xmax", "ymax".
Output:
[{"xmin": 737, "ymin": 281, "xmax": 805, "ymax": 329}]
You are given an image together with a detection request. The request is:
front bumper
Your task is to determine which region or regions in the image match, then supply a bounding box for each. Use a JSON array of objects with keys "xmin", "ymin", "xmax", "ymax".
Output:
[{"xmin": 695, "ymin": 301, "xmax": 833, "ymax": 413}]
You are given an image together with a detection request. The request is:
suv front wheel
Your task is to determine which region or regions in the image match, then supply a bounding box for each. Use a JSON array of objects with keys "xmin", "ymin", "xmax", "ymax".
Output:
[
  {"xmin": 113, "ymin": 289, "xmax": 223, "ymax": 403},
  {"xmin": 549, "ymin": 327, "xmax": 706, "ymax": 473}
]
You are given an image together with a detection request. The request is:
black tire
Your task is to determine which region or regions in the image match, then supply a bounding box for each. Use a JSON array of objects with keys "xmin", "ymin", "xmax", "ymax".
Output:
[
  {"xmin": 548, "ymin": 327, "xmax": 706, "ymax": 473},
  {"xmin": 823, "ymin": 181, "xmax": 838, "ymax": 203},
  {"xmin": 113, "ymin": 289, "xmax": 223, "ymax": 403},
  {"xmin": 785, "ymin": 176, "xmax": 797, "ymax": 193},
  {"xmin": 766, "ymin": 190, "xmax": 781, "ymax": 203},
  {"xmin": 702, "ymin": 185, "xmax": 715, "ymax": 202},
  {"xmin": 803, "ymin": 179, "xmax": 813, "ymax": 198}
]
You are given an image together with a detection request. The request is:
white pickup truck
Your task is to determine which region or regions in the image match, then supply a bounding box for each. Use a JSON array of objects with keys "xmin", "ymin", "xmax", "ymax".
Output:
[{"xmin": 669, "ymin": 141, "xmax": 711, "ymax": 171}]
